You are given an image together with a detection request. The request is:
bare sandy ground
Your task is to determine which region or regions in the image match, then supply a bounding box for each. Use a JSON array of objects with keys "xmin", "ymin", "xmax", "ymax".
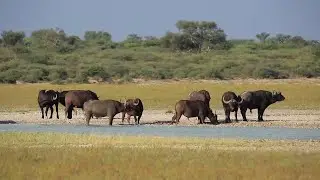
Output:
[{"xmin": 1, "ymin": 109, "xmax": 319, "ymax": 129}]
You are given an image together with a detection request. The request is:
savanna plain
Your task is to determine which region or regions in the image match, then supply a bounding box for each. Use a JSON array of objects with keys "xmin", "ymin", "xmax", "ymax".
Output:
[{"xmin": 0, "ymin": 79, "xmax": 320, "ymax": 179}]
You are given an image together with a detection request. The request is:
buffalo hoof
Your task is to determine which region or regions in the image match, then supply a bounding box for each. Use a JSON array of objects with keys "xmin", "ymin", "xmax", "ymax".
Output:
[{"xmin": 224, "ymin": 119, "xmax": 231, "ymax": 123}]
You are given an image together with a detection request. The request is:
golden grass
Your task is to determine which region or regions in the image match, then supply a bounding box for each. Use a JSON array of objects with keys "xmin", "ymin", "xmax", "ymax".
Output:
[
  {"xmin": 0, "ymin": 132, "xmax": 320, "ymax": 180},
  {"xmin": 0, "ymin": 78, "xmax": 319, "ymax": 111}
]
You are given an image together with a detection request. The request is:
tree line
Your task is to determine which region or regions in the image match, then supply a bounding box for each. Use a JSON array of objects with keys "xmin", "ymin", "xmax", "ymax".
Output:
[{"xmin": 0, "ymin": 20, "xmax": 319, "ymax": 84}]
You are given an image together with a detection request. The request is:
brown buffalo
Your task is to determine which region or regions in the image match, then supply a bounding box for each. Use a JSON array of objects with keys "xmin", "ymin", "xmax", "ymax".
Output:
[
  {"xmin": 172, "ymin": 100, "xmax": 218, "ymax": 125},
  {"xmin": 83, "ymin": 99, "xmax": 125, "ymax": 126},
  {"xmin": 188, "ymin": 89, "xmax": 211, "ymax": 107},
  {"xmin": 64, "ymin": 90, "xmax": 99, "ymax": 119},
  {"xmin": 58, "ymin": 90, "xmax": 78, "ymax": 116}
]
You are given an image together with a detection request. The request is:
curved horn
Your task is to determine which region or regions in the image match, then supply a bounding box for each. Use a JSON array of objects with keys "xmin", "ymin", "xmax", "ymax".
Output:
[
  {"xmin": 52, "ymin": 94, "xmax": 58, "ymax": 101},
  {"xmin": 222, "ymin": 95, "xmax": 232, "ymax": 104},
  {"xmin": 237, "ymin": 97, "xmax": 243, "ymax": 104},
  {"xmin": 133, "ymin": 99, "xmax": 140, "ymax": 106}
]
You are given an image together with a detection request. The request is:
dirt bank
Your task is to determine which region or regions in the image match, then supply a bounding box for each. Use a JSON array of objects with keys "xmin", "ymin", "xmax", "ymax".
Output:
[{"xmin": 1, "ymin": 109, "xmax": 319, "ymax": 129}]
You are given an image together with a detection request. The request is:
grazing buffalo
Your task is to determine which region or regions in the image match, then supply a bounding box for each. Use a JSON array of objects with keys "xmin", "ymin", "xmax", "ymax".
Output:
[
  {"xmin": 172, "ymin": 100, "xmax": 218, "ymax": 125},
  {"xmin": 188, "ymin": 90, "xmax": 211, "ymax": 107},
  {"xmin": 121, "ymin": 98, "xmax": 144, "ymax": 125},
  {"xmin": 221, "ymin": 91, "xmax": 242, "ymax": 123},
  {"xmin": 64, "ymin": 90, "xmax": 99, "ymax": 119},
  {"xmin": 83, "ymin": 99, "xmax": 125, "ymax": 126},
  {"xmin": 58, "ymin": 90, "xmax": 78, "ymax": 116},
  {"xmin": 37, "ymin": 90, "xmax": 60, "ymax": 119},
  {"xmin": 238, "ymin": 90, "xmax": 285, "ymax": 121}
]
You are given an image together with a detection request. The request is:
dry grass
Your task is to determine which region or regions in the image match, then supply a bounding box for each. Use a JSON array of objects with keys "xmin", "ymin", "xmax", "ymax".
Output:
[
  {"xmin": 0, "ymin": 132, "xmax": 319, "ymax": 180},
  {"xmin": 0, "ymin": 78, "xmax": 319, "ymax": 111}
]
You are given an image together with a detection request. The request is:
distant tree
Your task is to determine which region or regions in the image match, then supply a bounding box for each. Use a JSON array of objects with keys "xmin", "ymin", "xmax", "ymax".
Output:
[
  {"xmin": 275, "ymin": 34, "xmax": 291, "ymax": 43},
  {"xmin": 122, "ymin": 34, "xmax": 143, "ymax": 48},
  {"xmin": 1, "ymin": 30, "xmax": 25, "ymax": 46},
  {"xmin": 142, "ymin": 36, "xmax": 161, "ymax": 47},
  {"xmin": 256, "ymin": 32, "xmax": 270, "ymax": 43},
  {"xmin": 161, "ymin": 20, "xmax": 229, "ymax": 52},
  {"xmin": 290, "ymin": 36, "xmax": 307, "ymax": 46},
  {"xmin": 84, "ymin": 31, "xmax": 112, "ymax": 42}
]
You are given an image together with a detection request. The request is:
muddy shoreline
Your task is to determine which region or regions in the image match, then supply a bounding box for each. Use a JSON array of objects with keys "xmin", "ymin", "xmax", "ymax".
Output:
[{"xmin": 1, "ymin": 109, "xmax": 319, "ymax": 129}]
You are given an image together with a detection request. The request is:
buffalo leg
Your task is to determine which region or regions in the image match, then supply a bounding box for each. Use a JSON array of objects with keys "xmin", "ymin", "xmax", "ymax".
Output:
[
  {"xmin": 40, "ymin": 106, "xmax": 44, "ymax": 119},
  {"xmin": 224, "ymin": 109, "xmax": 231, "ymax": 123},
  {"xmin": 127, "ymin": 115, "xmax": 131, "ymax": 124},
  {"xmin": 258, "ymin": 107, "xmax": 266, "ymax": 121},
  {"xmin": 45, "ymin": 106, "xmax": 49, "ymax": 118},
  {"xmin": 133, "ymin": 115, "xmax": 138, "ymax": 125},
  {"xmin": 55, "ymin": 103, "xmax": 59, "ymax": 119},
  {"xmin": 137, "ymin": 114, "xmax": 142, "ymax": 124},
  {"xmin": 172, "ymin": 113, "xmax": 182, "ymax": 124},
  {"xmin": 85, "ymin": 112, "xmax": 92, "ymax": 126},
  {"xmin": 49, "ymin": 106, "xmax": 53, "ymax": 119},
  {"xmin": 121, "ymin": 112, "xmax": 126, "ymax": 123},
  {"xmin": 234, "ymin": 108, "xmax": 238, "ymax": 122},
  {"xmin": 199, "ymin": 115, "xmax": 205, "ymax": 124},
  {"xmin": 65, "ymin": 104, "xmax": 73, "ymax": 119},
  {"xmin": 240, "ymin": 107, "xmax": 248, "ymax": 121},
  {"xmin": 109, "ymin": 115, "xmax": 115, "ymax": 126}
]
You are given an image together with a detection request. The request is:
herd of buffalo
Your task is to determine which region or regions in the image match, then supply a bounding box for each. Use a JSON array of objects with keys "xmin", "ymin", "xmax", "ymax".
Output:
[{"xmin": 37, "ymin": 89, "xmax": 285, "ymax": 126}]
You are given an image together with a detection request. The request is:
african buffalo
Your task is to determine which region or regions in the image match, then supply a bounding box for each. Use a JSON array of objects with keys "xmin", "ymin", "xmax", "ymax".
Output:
[
  {"xmin": 221, "ymin": 91, "xmax": 242, "ymax": 123},
  {"xmin": 121, "ymin": 98, "xmax": 144, "ymax": 125},
  {"xmin": 188, "ymin": 90, "xmax": 211, "ymax": 107},
  {"xmin": 172, "ymin": 100, "xmax": 218, "ymax": 124},
  {"xmin": 238, "ymin": 90, "xmax": 285, "ymax": 121},
  {"xmin": 64, "ymin": 90, "xmax": 99, "ymax": 119},
  {"xmin": 37, "ymin": 90, "xmax": 60, "ymax": 119},
  {"xmin": 58, "ymin": 90, "xmax": 78, "ymax": 116},
  {"xmin": 83, "ymin": 99, "xmax": 125, "ymax": 126}
]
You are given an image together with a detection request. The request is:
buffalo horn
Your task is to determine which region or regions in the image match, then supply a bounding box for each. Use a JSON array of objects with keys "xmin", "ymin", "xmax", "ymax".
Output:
[{"xmin": 222, "ymin": 95, "xmax": 232, "ymax": 104}]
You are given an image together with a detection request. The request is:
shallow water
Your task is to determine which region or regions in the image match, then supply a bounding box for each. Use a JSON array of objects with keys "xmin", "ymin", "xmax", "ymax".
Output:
[{"xmin": 0, "ymin": 123, "xmax": 319, "ymax": 140}]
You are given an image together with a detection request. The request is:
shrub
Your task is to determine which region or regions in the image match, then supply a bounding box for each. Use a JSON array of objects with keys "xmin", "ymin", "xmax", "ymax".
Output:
[
  {"xmin": 86, "ymin": 65, "xmax": 110, "ymax": 80},
  {"xmin": 0, "ymin": 69, "xmax": 23, "ymax": 83}
]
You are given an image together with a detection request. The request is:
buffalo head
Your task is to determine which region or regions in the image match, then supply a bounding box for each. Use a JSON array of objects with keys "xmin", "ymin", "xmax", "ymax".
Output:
[
  {"xmin": 123, "ymin": 98, "xmax": 141, "ymax": 111},
  {"xmin": 222, "ymin": 96, "xmax": 240, "ymax": 111},
  {"xmin": 208, "ymin": 109, "xmax": 219, "ymax": 125},
  {"xmin": 272, "ymin": 91, "xmax": 285, "ymax": 102}
]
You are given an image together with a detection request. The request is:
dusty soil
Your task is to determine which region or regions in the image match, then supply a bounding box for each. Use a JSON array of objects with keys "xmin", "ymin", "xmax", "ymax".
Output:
[{"xmin": 1, "ymin": 109, "xmax": 319, "ymax": 129}]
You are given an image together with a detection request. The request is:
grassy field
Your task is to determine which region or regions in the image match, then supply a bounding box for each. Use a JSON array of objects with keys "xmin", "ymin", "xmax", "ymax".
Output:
[
  {"xmin": 0, "ymin": 79, "xmax": 319, "ymax": 111},
  {"xmin": 0, "ymin": 132, "xmax": 319, "ymax": 179}
]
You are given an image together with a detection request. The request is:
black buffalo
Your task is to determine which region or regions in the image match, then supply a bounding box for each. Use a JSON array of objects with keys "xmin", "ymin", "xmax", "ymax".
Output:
[
  {"xmin": 172, "ymin": 100, "xmax": 218, "ymax": 125},
  {"xmin": 238, "ymin": 90, "xmax": 285, "ymax": 121},
  {"xmin": 37, "ymin": 90, "xmax": 60, "ymax": 119},
  {"xmin": 221, "ymin": 91, "xmax": 242, "ymax": 123},
  {"xmin": 64, "ymin": 90, "xmax": 99, "ymax": 119},
  {"xmin": 83, "ymin": 99, "xmax": 125, "ymax": 126},
  {"xmin": 188, "ymin": 89, "xmax": 211, "ymax": 107},
  {"xmin": 121, "ymin": 98, "xmax": 144, "ymax": 125}
]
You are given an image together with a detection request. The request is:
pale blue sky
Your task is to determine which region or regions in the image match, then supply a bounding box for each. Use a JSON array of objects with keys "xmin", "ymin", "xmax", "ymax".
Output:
[{"xmin": 1, "ymin": 0, "xmax": 319, "ymax": 41}]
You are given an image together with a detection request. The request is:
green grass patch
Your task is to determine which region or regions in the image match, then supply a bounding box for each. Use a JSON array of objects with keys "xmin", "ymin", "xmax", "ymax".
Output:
[
  {"xmin": 0, "ymin": 79, "xmax": 319, "ymax": 111},
  {"xmin": 0, "ymin": 132, "xmax": 319, "ymax": 179}
]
